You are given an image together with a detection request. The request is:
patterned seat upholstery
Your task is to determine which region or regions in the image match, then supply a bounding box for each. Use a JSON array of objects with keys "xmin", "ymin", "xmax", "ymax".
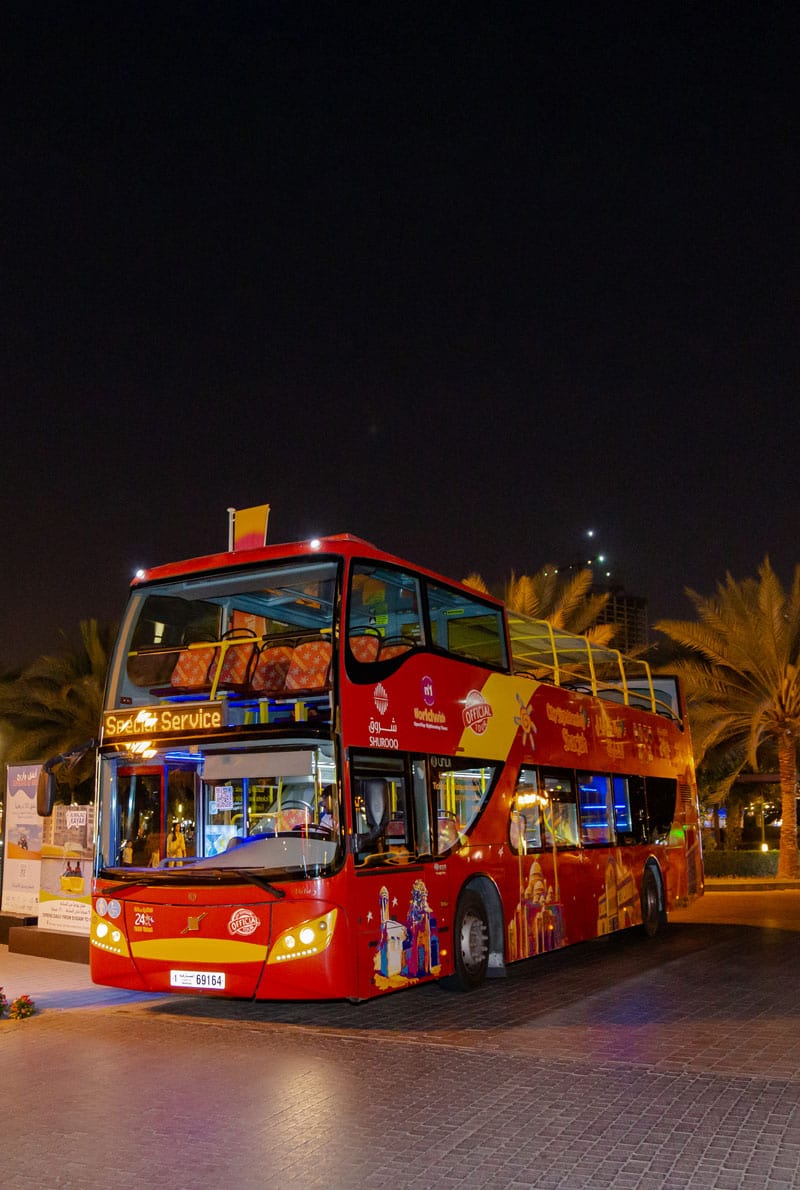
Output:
[
  {"xmin": 349, "ymin": 633, "xmax": 381, "ymax": 662},
  {"xmin": 285, "ymin": 639, "xmax": 332, "ymax": 692},
  {"xmin": 274, "ymin": 807, "xmax": 312, "ymax": 832},
  {"xmin": 251, "ymin": 645, "xmax": 294, "ymax": 695},
  {"xmin": 378, "ymin": 638, "xmax": 412, "ymax": 661},
  {"xmin": 216, "ymin": 636, "xmax": 258, "ymax": 691},
  {"xmin": 170, "ymin": 645, "xmax": 217, "ymax": 690}
]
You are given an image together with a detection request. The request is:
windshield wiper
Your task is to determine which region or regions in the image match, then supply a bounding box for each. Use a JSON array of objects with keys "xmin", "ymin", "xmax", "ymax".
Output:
[
  {"xmin": 236, "ymin": 869, "xmax": 287, "ymax": 897},
  {"xmin": 98, "ymin": 865, "xmax": 286, "ymax": 897}
]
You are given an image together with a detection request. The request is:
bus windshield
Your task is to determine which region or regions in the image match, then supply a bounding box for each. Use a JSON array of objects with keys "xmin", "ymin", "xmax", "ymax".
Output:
[
  {"xmin": 109, "ymin": 559, "xmax": 338, "ymax": 710},
  {"xmin": 101, "ymin": 742, "xmax": 341, "ymax": 881}
]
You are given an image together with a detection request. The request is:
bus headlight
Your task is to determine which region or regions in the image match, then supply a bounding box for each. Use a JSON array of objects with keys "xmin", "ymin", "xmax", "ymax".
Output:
[
  {"xmin": 267, "ymin": 909, "xmax": 337, "ymax": 964},
  {"xmin": 90, "ymin": 910, "xmax": 130, "ymax": 957}
]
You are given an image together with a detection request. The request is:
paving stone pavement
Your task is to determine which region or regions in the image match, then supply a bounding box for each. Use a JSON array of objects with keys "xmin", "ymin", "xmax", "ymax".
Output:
[{"xmin": 2, "ymin": 891, "xmax": 800, "ymax": 1189}]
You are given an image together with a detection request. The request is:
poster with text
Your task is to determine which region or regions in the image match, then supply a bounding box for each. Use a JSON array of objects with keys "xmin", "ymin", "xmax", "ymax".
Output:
[
  {"xmin": 1, "ymin": 764, "xmax": 43, "ymax": 916},
  {"xmin": 38, "ymin": 803, "xmax": 94, "ymax": 935}
]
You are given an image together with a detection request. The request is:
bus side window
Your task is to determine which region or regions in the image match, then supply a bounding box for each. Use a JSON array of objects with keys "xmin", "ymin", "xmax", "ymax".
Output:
[
  {"xmin": 412, "ymin": 758, "xmax": 432, "ymax": 858},
  {"xmin": 514, "ymin": 766, "xmax": 543, "ymax": 851},
  {"xmin": 429, "ymin": 757, "xmax": 498, "ymax": 853},
  {"xmin": 612, "ymin": 775, "xmax": 636, "ymax": 843},
  {"xmin": 541, "ymin": 770, "xmax": 579, "ymax": 848},
  {"xmin": 351, "ymin": 762, "xmax": 411, "ymax": 866},
  {"xmin": 347, "ymin": 565, "xmax": 424, "ymax": 668},
  {"xmin": 627, "ymin": 774, "xmax": 648, "ymax": 843},
  {"xmin": 430, "ymin": 765, "xmax": 451, "ymax": 854},
  {"xmin": 645, "ymin": 776, "xmax": 678, "ymax": 839},
  {"xmin": 577, "ymin": 773, "xmax": 614, "ymax": 846}
]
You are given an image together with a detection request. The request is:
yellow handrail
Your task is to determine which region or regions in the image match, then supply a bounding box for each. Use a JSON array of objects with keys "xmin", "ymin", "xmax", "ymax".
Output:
[{"xmin": 507, "ymin": 612, "xmax": 663, "ymax": 716}]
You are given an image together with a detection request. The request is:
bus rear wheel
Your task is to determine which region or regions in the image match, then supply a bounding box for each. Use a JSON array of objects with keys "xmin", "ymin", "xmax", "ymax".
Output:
[
  {"xmin": 641, "ymin": 867, "xmax": 665, "ymax": 939},
  {"xmin": 446, "ymin": 890, "xmax": 489, "ymax": 991}
]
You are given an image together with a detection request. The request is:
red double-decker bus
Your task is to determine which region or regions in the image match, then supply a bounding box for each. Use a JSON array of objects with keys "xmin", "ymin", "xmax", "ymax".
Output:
[{"xmin": 83, "ymin": 532, "xmax": 701, "ymax": 1000}]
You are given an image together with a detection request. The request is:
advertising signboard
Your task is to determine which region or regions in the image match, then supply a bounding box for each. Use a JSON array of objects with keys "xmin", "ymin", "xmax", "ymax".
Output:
[
  {"xmin": 38, "ymin": 802, "xmax": 94, "ymax": 935},
  {"xmin": 1, "ymin": 764, "xmax": 43, "ymax": 916}
]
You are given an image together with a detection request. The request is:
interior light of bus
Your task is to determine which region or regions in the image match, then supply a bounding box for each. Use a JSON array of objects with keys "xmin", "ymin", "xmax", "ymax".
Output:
[
  {"xmin": 517, "ymin": 790, "xmax": 547, "ymax": 809},
  {"xmin": 267, "ymin": 909, "xmax": 337, "ymax": 965},
  {"xmin": 515, "ymin": 792, "xmax": 539, "ymax": 808},
  {"xmin": 128, "ymin": 739, "xmax": 157, "ymax": 759}
]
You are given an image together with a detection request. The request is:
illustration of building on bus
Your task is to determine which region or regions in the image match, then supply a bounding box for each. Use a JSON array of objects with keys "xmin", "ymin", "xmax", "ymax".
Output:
[{"xmin": 374, "ymin": 879, "xmax": 441, "ymax": 988}]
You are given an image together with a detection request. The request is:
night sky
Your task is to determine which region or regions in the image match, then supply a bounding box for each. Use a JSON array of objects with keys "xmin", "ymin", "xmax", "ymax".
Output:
[{"xmin": 3, "ymin": 3, "xmax": 799, "ymax": 670}]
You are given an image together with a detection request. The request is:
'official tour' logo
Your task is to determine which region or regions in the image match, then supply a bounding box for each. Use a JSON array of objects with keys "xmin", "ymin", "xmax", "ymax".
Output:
[
  {"xmin": 228, "ymin": 908, "xmax": 261, "ymax": 937},
  {"xmin": 462, "ymin": 689, "xmax": 493, "ymax": 735}
]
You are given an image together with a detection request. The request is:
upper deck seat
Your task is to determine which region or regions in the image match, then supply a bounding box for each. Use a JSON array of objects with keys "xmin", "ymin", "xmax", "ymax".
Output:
[
  {"xmin": 378, "ymin": 638, "xmax": 412, "ymax": 661},
  {"xmin": 274, "ymin": 806, "xmax": 313, "ymax": 832},
  {"xmin": 349, "ymin": 631, "xmax": 381, "ymax": 663},
  {"xmin": 250, "ymin": 644, "xmax": 294, "ymax": 696},
  {"xmin": 216, "ymin": 629, "xmax": 258, "ymax": 692},
  {"xmin": 285, "ymin": 639, "xmax": 332, "ymax": 692},
  {"xmin": 168, "ymin": 642, "xmax": 218, "ymax": 692}
]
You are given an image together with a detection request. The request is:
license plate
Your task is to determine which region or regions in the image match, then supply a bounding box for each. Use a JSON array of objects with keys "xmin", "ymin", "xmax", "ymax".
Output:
[{"xmin": 170, "ymin": 970, "xmax": 226, "ymax": 990}]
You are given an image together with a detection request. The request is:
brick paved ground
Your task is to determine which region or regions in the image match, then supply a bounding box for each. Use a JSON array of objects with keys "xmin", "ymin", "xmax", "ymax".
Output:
[{"xmin": 2, "ymin": 891, "xmax": 800, "ymax": 1189}]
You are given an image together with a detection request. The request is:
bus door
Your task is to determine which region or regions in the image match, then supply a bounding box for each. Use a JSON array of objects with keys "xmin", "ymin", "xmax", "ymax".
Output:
[
  {"xmin": 576, "ymin": 770, "xmax": 634, "ymax": 936},
  {"xmin": 118, "ymin": 766, "xmax": 162, "ymax": 866},
  {"xmin": 509, "ymin": 767, "xmax": 586, "ymax": 956},
  {"xmin": 350, "ymin": 751, "xmax": 444, "ymax": 999},
  {"xmin": 117, "ymin": 764, "xmax": 198, "ymax": 867},
  {"xmin": 349, "ymin": 751, "xmax": 499, "ymax": 997}
]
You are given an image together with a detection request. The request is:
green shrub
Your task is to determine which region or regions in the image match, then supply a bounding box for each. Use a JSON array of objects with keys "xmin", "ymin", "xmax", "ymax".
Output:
[{"xmin": 704, "ymin": 849, "xmax": 782, "ymax": 877}]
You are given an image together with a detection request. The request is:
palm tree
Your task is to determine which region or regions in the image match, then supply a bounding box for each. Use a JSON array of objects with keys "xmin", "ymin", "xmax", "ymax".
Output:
[
  {"xmin": 464, "ymin": 565, "xmax": 616, "ymax": 646},
  {"xmin": 0, "ymin": 620, "xmax": 116, "ymax": 800},
  {"xmin": 655, "ymin": 559, "xmax": 800, "ymax": 879}
]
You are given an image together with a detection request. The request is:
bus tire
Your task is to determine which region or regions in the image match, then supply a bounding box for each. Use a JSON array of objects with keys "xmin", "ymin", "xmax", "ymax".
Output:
[
  {"xmin": 641, "ymin": 866, "xmax": 665, "ymax": 939},
  {"xmin": 444, "ymin": 890, "xmax": 490, "ymax": 992}
]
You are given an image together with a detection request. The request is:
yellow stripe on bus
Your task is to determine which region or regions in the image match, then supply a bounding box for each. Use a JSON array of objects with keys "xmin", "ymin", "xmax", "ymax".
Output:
[
  {"xmin": 457, "ymin": 673, "xmax": 538, "ymax": 757},
  {"xmin": 131, "ymin": 937, "xmax": 266, "ymax": 963}
]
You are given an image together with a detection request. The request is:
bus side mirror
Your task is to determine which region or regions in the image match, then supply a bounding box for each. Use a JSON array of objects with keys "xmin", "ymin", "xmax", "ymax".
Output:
[
  {"xmin": 35, "ymin": 738, "xmax": 97, "ymax": 818},
  {"xmin": 37, "ymin": 765, "xmax": 56, "ymax": 817}
]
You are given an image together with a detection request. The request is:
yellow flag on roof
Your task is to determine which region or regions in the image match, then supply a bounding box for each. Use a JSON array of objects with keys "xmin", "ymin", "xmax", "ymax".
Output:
[{"xmin": 230, "ymin": 504, "xmax": 270, "ymax": 551}]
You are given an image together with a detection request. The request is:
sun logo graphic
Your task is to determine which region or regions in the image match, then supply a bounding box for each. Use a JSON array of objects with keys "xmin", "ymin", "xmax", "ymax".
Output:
[
  {"xmin": 514, "ymin": 692, "xmax": 537, "ymax": 750},
  {"xmin": 374, "ymin": 683, "xmax": 389, "ymax": 715}
]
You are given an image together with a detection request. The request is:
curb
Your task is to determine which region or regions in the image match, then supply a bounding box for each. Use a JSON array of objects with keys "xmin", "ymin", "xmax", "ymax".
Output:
[{"xmin": 705, "ymin": 879, "xmax": 800, "ymax": 892}]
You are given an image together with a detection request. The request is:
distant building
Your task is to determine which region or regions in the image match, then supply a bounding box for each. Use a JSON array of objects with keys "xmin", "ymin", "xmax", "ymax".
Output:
[{"xmin": 595, "ymin": 587, "xmax": 649, "ymax": 652}]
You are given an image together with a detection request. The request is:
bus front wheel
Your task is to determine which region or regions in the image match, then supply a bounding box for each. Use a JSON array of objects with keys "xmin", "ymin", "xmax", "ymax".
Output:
[
  {"xmin": 641, "ymin": 867, "xmax": 665, "ymax": 939},
  {"xmin": 446, "ymin": 890, "xmax": 490, "ymax": 991}
]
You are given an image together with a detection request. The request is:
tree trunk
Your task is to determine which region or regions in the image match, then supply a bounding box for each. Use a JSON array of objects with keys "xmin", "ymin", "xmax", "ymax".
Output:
[
  {"xmin": 724, "ymin": 797, "xmax": 743, "ymax": 851},
  {"xmin": 776, "ymin": 733, "xmax": 799, "ymax": 880}
]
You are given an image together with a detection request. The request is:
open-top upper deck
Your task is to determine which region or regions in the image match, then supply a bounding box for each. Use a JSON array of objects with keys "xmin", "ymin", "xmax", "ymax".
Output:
[
  {"xmin": 108, "ymin": 532, "xmax": 679, "ymax": 726},
  {"xmin": 508, "ymin": 612, "xmax": 680, "ymax": 721}
]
